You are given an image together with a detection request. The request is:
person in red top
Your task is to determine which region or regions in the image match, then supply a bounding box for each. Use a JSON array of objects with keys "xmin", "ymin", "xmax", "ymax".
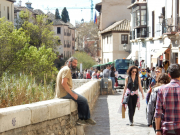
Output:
[{"xmin": 86, "ymin": 70, "xmax": 91, "ymax": 79}]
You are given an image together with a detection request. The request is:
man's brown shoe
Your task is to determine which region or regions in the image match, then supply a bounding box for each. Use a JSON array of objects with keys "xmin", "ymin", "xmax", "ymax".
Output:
[
  {"xmin": 77, "ymin": 119, "xmax": 87, "ymax": 125},
  {"xmin": 85, "ymin": 118, "xmax": 96, "ymax": 125}
]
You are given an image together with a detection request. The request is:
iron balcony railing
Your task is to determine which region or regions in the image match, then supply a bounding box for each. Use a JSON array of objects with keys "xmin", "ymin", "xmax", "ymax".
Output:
[{"xmin": 162, "ymin": 17, "xmax": 180, "ymax": 33}]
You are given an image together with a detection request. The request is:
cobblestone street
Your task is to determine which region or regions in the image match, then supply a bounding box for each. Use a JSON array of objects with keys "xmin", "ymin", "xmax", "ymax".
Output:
[{"xmin": 85, "ymin": 90, "xmax": 155, "ymax": 135}]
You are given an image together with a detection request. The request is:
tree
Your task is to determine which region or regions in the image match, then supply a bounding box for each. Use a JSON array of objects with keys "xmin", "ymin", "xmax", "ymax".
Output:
[
  {"xmin": 55, "ymin": 8, "xmax": 61, "ymax": 19},
  {"xmin": 72, "ymin": 52, "xmax": 96, "ymax": 70},
  {"xmin": 19, "ymin": 10, "xmax": 59, "ymax": 50},
  {"xmin": 61, "ymin": 7, "xmax": 70, "ymax": 23},
  {"xmin": 0, "ymin": 17, "xmax": 29, "ymax": 77},
  {"xmin": 75, "ymin": 21, "xmax": 99, "ymax": 57}
]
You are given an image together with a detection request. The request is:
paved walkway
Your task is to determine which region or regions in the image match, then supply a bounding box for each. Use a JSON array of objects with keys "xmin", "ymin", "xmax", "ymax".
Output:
[{"xmin": 84, "ymin": 90, "xmax": 155, "ymax": 135}]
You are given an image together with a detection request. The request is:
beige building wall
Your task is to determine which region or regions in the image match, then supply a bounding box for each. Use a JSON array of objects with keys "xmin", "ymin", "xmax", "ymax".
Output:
[
  {"xmin": 100, "ymin": 0, "xmax": 131, "ymax": 30},
  {"xmin": 102, "ymin": 31, "xmax": 130, "ymax": 63},
  {"xmin": 0, "ymin": 0, "xmax": 14, "ymax": 22},
  {"xmin": 112, "ymin": 32, "xmax": 130, "ymax": 60}
]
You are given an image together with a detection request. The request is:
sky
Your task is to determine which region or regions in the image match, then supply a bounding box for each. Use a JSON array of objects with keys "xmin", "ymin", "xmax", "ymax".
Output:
[{"xmin": 14, "ymin": 0, "xmax": 102, "ymax": 26}]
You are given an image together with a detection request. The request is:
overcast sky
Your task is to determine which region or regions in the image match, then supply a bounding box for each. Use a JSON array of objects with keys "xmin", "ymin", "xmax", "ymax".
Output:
[{"xmin": 15, "ymin": 0, "xmax": 102, "ymax": 25}]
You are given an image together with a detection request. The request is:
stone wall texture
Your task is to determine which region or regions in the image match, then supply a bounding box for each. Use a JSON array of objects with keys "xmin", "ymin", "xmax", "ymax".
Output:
[{"xmin": 0, "ymin": 79, "xmax": 106, "ymax": 135}]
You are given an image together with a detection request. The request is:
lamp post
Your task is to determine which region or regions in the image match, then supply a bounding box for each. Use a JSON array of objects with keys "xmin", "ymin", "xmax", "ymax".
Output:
[{"xmin": 123, "ymin": 44, "xmax": 130, "ymax": 53}]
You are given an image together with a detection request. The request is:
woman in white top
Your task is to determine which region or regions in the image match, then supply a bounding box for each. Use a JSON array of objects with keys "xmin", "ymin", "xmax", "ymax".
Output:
[
  {"xmin": 83, "ymin": 69, "xmax": 87, "ymax": 79},
  {"xmin": 92, "ymin": 70, "xmax": 98, "ymax": 79}
]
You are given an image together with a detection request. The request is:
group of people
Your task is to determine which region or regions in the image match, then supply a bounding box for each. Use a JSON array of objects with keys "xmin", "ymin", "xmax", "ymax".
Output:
[{"xmin": 122, "ymin": 64, "xmax": 180, "ymax": 135}]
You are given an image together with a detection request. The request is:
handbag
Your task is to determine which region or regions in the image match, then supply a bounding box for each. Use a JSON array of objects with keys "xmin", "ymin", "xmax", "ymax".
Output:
[{"xmin": 122, "ymin": 94, "xmax": 130, "ymax": 104}]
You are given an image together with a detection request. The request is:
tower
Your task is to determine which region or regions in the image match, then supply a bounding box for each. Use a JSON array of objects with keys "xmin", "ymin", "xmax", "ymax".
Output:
[{"xmin": 25, "ymin": 1, "xmax": 33, "ymax": 9}]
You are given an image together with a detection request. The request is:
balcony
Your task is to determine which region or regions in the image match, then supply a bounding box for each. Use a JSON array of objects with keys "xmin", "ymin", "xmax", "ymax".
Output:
[{"xmin": 161, "ymin": 17, "xmax": 180, "ymax": 34}]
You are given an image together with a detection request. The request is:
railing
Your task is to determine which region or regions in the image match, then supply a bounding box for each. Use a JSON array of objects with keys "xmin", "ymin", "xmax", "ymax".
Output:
[
  {"xmin": 137, "ymin": 32, "xmax": 147, "ymax": 38},
  {"xmin": 67, "ymin": 44, "xmax": 71, "ymax": 48},
  {"xmin": 162, "ymin": 17, "xmax": 180, "ymax": 33}
]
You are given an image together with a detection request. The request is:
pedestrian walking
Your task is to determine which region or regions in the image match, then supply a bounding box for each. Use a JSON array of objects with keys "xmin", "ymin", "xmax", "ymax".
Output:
[
  {"xmin": 109, "ymin": 66, "xmax": 116, "ymax": 92},
  {"xmin": 146, "ymin": 67, "xmax": 162, "ymax": 104},
  {"xmin": 147, "ymin": 73, "xmax": 170, "ymax": 129},
  {"xmin": 97, "ymin": 70, "xmax": 100, "ymax": 79},
  {"xmin": 122, "ymin": 66, "xmax": 145, "ymax": 126},
  {"xmin": 86, "ymin": 70, "xmax": 91, "ymax": 79},
  {"xmin": 155, "ymin": 64, "xmax": 180, "ymax": 135},
  {"xmin": 55, "ymin": 57, "xmax": 96, "ymax": 125},
  {"xmin": 151, "ymin": 67, "xmax": 155, "ymax": 78},
  {"xmin": 83, "ymin": 69, "xmax": 87, "ymax": 79},
  {"xmin": 103, "ymin": 65, "xmax": 110, "ymax": 78},
  {"xmin": 92, "ymin": 70, "xmax": 98, "ymax": 80}
]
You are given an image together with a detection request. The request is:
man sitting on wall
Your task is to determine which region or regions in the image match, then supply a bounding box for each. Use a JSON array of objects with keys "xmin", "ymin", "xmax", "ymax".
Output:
[{"xmin": 55, "ymin": 57, "xmax": 96, "ymax": 125}]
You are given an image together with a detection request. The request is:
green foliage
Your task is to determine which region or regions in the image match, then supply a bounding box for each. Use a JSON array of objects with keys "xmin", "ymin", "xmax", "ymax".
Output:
[
  {"xmin": 14, "ymin": 45, "xmax": 58, "ymax": 82},
  {"xmin": 72, "ymin": 52, "xmax": 96, "ymax": 70},
  {"xmin": 21, "ymin": 13, "xmax": 59, "ymax": 49},
  {"xmin": 55, "ymin": 8, "xmax": 61, "ymax": 19},
  {"xmin": 61, "ymin": 7, "xmax": 70, "ymax": 23},
  {"xmin": 0, "ymin": 17, "xmax": 29, "ymax": 76}
]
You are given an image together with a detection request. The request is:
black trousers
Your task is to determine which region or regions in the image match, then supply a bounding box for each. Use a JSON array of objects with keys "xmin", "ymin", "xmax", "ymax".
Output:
[
  {"xmin": 62, "ymin": 91, "xmax": 90, "ymax": 120},
  {"xmin": 128, "ymin": 94, "xmax": 138, "ymax": 122}
]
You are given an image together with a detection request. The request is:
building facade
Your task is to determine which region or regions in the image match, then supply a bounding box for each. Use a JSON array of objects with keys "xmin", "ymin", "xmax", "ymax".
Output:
[
  {"xmin": 95, "ymin": 0, "xmax": 131, "ymax": 64},
  {"xmin": 0, "ymin": 0, "xmax": 16, "ymax": 22},
  {"xmin": 128, "ymin": 0, "xmax": 179, "ymax": 68},
  {"xmin": 101, "ymin": 19, "xmax": 131, "ymax": 63}
]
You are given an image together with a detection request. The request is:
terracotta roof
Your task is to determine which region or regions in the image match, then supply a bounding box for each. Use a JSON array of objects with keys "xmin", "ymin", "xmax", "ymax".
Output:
[
  {"xmin": 100, "ymin": 19, "xmax": 130, "ymax": 34},
  {"xmin": 17, "ymin": 6, "xmax": 38, "ymax": 15},
  {"xmin": 7, "ymin": 0, "xmax": 16, "ymax": 2},
  {"xmin": 66, "ymin": 22, "xmax": 75, "ymax": 29},
  {"xmin": 34, "ymin": 9, "xmax": 44, "ymax": 15},
  {"xmin": 52, "ymin": 19, "xmax": 66, "ymax": 25}
]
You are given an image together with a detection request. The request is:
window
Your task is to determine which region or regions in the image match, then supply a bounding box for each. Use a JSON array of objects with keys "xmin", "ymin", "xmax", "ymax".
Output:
[
  {"xmin": 64, "ymin": 51, "xmax": 65, "ymax": 57},
  {"xmin": 121, "ymin": 35, "xmax": 128, "ymax": 44},
  {"xmin": 162, "ymin": 7, "xmax": 166, "ymax": 34},
  {"xmin": 107, "ymin": 36, "xmax": 108, "ymax": 44},
  {"xmin": 7, "ymin": 7, "xmax": 9, "ymax": 20},
  {"xmin": 58, "ymin": 40, "xmax": 61, "ymax": 44},
  {"xmin": 152, "ymin": 11, "xmax": 155, "ymax": 37},
  {"xmin": 132, "ymin": 5, "xmax": 147, "ymax": 28},
  {"xmin": 57, "ymin": 27, "xmax": 61, "ymax": 34}
]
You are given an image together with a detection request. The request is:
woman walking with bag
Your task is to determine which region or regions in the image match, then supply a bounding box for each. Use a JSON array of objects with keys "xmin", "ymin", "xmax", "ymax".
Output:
[
  {"xmin": 122, "ymin": 66, "xmax": 145, "ymax": 126},
  {"xmin": 109, "ymin": 66, "xmax": 116, "ymax": 93}
]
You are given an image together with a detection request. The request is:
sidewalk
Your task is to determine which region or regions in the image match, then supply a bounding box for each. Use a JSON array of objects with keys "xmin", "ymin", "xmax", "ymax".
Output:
[{"xmin": 84, "ymin": 91, "xmax": 155, "ymax": 135}]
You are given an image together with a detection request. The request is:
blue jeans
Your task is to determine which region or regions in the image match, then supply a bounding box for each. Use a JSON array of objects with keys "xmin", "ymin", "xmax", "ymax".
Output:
[
  {"xmin": 110, "ymin": 77, "xmax": 115, "ymax": 90},
  {"xmin": 62, "ymin": 91, "xmax": 90, "ymax": 120}
]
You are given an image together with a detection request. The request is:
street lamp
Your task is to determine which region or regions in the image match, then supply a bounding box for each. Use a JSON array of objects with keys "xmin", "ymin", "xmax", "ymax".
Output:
[
  {"xmin": 159, "ymin": 13, "xmax": 164, "ymax": 24},
  {"xmin": 123, "ymin": 44, "xmax": 130, "ymax": 53}
]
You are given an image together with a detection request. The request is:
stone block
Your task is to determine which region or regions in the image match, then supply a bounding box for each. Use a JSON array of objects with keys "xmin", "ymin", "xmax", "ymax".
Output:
[
  {"xmin": 70, "ymin": 100, "xmax": 77, "ymax": 112},
  {"xmin": 27, "ymin": 103, "xmax": 49, "ymax": 124},
  {"xmin": 76, "ymin": 125, "xmax": 85, "ymax": 135},
  {"xmin": 0, "ymin": 105, "xmax": 31, "ymax": 133},
  {"xmin": 47, "ymin": 99, "xmax": 70, "ymax": 119}
]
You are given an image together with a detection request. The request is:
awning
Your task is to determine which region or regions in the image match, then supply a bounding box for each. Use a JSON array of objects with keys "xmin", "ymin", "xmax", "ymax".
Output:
[
  {"xmin": 152, "ymin": 48, "xmax": 168, "ymax": 59},
  {"xmin": 126, "ymin": 51, "xmax": 138, "ymax": 60},
  {"xmin": 151, "ymin": 48, "xmax": 168, "ymax": 63}
]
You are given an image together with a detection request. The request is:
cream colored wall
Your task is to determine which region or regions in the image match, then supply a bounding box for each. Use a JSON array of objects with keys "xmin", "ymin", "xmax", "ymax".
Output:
[
  {"xmin": 53, "ymin": 25, "xmax": 64, "ymax": 55},
  {"xmin": 100, "ymin": 0, "xmax": 131, "ymax": 30},
  {"xmin": 0, "ymin": 0, "xmax": 14, "ymax": 22},
  {"xmin": 112, "ymin": 32, "xmax": 130, "ymax": 60}
]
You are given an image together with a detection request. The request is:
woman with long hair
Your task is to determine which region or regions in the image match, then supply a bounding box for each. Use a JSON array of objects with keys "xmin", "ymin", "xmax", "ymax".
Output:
[
  {"xmin": 122, "ymin": 66, "xmax": 145, "ymax": 126},
  {"xmin": 147, "ymin": 73, "xmax": 170, "ymax": 130}
]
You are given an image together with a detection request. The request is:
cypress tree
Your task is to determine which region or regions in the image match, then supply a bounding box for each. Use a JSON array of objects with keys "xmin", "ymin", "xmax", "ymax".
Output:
[
  {"xmin": 55, "ymin": 8, "xmax": 61, "ymax": 19},
  {"xmin": 61, "ymin": 7, "xmax": 70, "ymax": 23}
]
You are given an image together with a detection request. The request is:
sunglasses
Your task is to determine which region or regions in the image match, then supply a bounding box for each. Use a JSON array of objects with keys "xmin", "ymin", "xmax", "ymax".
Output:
[
  {"xmin": 132, "ymin": 71, "xmax": 137, "ymax": 73},
  {"xmin": 155, "ymin": 71, "xmax": 160, "ymax": 73}
]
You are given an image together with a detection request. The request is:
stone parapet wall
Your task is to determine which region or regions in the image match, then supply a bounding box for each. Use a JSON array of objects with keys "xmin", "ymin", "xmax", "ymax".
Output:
[
  {"xmin": 0, "ymin": 80, "xmax": 103, "ymax": 135},
  {"xmin": 72, "ymin": 79, "xmax": 92, "ymax": 90}
]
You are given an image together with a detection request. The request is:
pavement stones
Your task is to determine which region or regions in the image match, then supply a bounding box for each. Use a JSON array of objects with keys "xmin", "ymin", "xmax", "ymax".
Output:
[{"xmin": 84, "ymin": 90, "xmax": 155, "ymax": 135}]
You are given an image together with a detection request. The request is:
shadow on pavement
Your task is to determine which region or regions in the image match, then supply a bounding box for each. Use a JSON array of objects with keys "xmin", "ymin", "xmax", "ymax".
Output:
[
  {"xmin": 84, "ymin": 95, "xmax": 110, "ymax": 135},
  {"xmin": 134, "ymin": 122, "xmax": 148, "ymax": 127}
]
